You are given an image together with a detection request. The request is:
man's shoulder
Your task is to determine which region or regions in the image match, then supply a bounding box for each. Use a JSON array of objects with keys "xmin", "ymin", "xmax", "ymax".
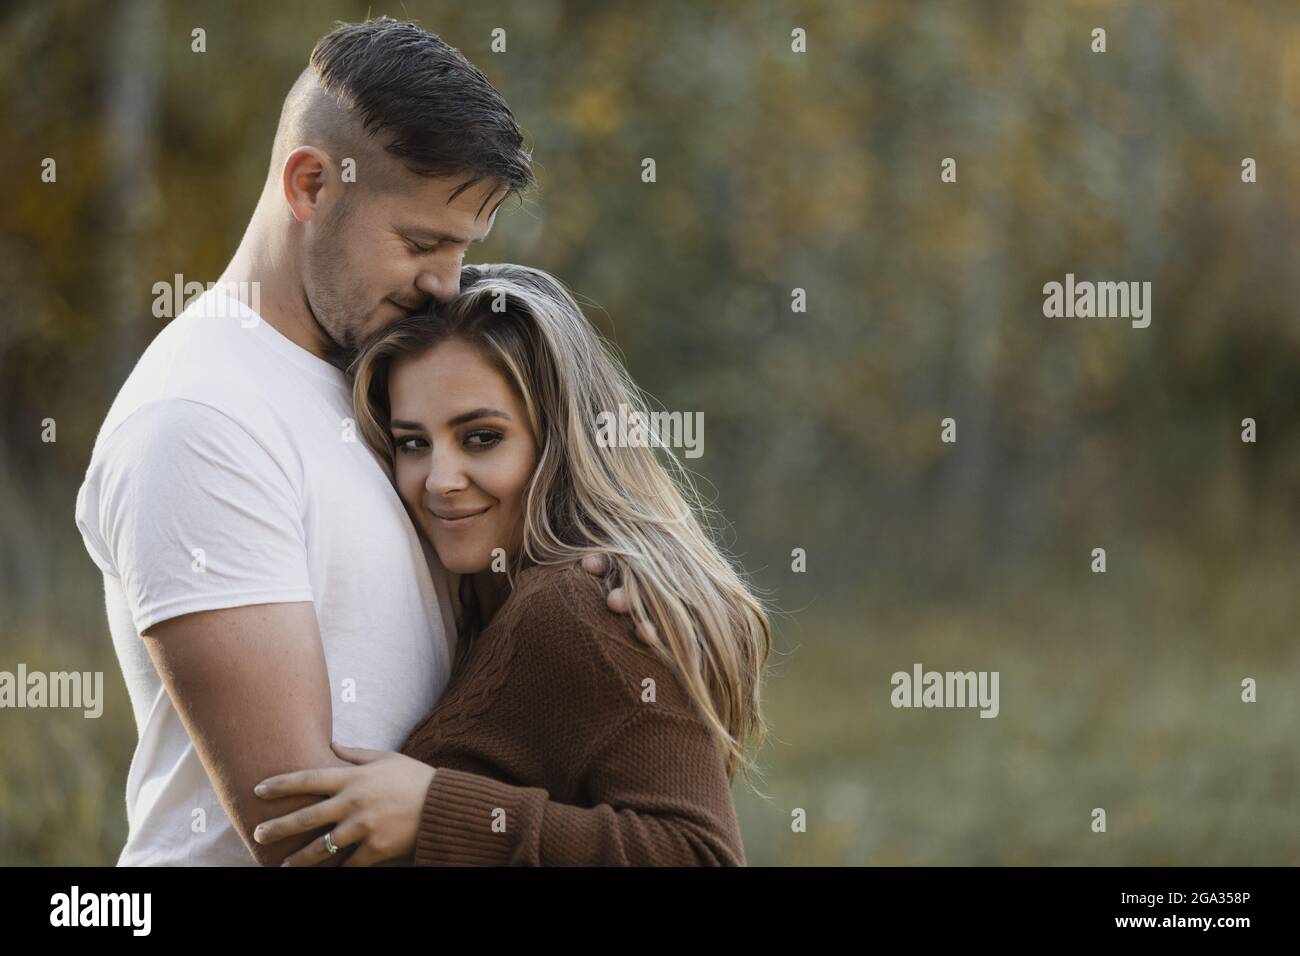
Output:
[
  {"xmin": 90, "ymin": 397, "xmax": 263, "ymax": 471},
  {"xmin": 90, "ymin": 298, "xmax": 309, "ymax": 466},
  {"xmin": 124, "ymin": 293, "xmax": 261, "ymax": 385}
]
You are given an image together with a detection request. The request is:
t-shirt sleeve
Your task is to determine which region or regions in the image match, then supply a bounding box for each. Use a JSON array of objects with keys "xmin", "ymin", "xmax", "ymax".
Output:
[{"xmin": 75, "ymin": 398, "xmax": 315, "ymax": 634}]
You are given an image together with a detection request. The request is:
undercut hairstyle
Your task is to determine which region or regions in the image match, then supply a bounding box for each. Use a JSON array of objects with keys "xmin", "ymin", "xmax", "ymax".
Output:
[{"xmin": 275, "ymin": 16, "xmax": 534, "ymax": 213}]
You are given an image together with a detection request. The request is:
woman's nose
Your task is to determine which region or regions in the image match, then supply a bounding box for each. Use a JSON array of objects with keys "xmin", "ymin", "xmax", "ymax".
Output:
[{"xmin": 425, "ymin": 449, "xmax": 468, "ymax": 496}]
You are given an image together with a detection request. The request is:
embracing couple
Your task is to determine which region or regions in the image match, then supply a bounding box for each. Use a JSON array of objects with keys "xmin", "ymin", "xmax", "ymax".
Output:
[{"xmin": 74, "ymin": 18, "xmax": 770, "ymax": 867}]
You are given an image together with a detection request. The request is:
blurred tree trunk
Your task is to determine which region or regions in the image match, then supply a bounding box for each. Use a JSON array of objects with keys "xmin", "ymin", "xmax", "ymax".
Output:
[
  {"xmin": 103, "ymin": 0, "xmax": 161, "ymax": 385},
  {"xmin": 1124, "ymin": 0, "xmax": 1169, "ymax": 279},
  {"xmin": 938, "ymin": 38, "xmax": 1028, "ymax": 585}
]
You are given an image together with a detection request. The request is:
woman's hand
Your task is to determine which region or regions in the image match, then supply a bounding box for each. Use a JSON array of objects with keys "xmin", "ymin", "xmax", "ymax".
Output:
[{"xmin": 252, "ymin": 742, "xmax": 436, "ymax": 867}]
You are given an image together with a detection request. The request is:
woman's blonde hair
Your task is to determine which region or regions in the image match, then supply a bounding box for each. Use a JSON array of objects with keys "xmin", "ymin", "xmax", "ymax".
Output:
[{"xmin": 351, "ymin": 264, "xmax": 771, "ymax": 784}]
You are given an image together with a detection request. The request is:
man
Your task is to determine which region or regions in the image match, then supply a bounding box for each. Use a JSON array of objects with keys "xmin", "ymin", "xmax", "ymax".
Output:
[{"xmin": 75, "ymin": 18, "xmax": 619, "ymax": 866}]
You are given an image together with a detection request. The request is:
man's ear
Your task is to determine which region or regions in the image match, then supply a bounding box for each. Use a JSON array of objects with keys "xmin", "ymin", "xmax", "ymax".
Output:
[{"xmin": 282, "ymin": 146, "xmax": 334, "ymax": 224}]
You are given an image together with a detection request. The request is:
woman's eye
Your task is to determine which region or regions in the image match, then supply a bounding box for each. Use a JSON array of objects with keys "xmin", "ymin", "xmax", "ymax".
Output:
[
  {"xmin": 464, "ymin": 430, "xmax": 501, "ymax": 449},
  {"xmin": 394, "ymin": 436, "xmax": 428, "ymax": 454}
]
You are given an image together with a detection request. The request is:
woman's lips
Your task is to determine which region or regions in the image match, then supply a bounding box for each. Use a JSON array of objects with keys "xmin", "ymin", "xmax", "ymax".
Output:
[{"xmin": 431, "ymin": 506, "xmax": 490, "ymax": 530}]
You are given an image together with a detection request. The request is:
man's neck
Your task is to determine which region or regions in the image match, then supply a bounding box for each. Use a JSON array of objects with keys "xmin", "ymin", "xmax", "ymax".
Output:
[{"xmin": 218, "ymin": 212, "xmax": 340, "ymax": 366}]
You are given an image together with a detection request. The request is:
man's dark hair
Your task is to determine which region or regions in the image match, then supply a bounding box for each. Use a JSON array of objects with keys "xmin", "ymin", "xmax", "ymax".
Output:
[{"xmin": 308, "ymin": 17, "xmax": 534, "ymax": 213}]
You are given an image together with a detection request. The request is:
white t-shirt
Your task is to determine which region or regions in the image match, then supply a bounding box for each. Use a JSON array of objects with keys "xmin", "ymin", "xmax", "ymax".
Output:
[{"xmin": 75, "ymin": 288, "xmax": 455, "ymax": 866}]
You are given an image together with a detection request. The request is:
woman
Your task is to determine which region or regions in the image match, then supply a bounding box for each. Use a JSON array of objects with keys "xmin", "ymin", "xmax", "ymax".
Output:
[{"xmin": 250, "ymin": 264, "xmax": 771, "ymax": 865}]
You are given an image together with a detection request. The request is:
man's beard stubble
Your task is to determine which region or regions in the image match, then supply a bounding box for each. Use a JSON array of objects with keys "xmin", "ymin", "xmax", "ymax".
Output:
[{"xmin": 302, "ymin": 215, "xmax": 366, "ymax": 371}]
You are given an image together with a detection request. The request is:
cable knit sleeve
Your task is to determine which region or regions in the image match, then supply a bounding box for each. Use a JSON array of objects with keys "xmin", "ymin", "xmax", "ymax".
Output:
[
  {"xmin": 409, "ymin": 566, "xmax": 747, "ymax": 866},
  {"xmin": 412, "ymin": 705, "xmax": 745, "ymax": 866}
]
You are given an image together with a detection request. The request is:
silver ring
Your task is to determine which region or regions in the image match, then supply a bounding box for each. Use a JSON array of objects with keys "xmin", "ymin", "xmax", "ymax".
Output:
[{"xmin": 323, "ymin": 831, "xmax": 339, "ymax": 855}]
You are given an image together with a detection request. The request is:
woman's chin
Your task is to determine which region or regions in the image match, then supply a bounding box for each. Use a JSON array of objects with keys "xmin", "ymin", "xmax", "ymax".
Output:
[{"xmin": 434, "ymin": 545, "xmax": 490, "ymax": 576}]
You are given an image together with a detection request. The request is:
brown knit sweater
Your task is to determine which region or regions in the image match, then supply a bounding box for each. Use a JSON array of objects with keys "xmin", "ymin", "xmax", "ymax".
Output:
[{"xmin": 398, "ymin": 562, "xmax": 746, "ymax": 866}]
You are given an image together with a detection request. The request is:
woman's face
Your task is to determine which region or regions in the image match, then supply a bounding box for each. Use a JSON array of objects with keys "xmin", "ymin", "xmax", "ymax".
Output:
[{"xmin": 387, "ymin": 338, "xmax": 538, "ymax": 575}]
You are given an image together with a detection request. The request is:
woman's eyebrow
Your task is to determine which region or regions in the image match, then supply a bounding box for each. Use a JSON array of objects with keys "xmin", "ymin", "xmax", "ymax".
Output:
[
  {"xmin": 390, "ymin": 419, "xmax": 425, "ymax": 431},
  {"xmin": 447, "ymin": 408, "xmax": 512, "ymax": 427}
]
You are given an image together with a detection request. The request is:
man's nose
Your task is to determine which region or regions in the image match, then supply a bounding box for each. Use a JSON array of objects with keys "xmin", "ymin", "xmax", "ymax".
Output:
[{"xmin": 415, "ymin": 265, "xmax": 461, "ymax": 305}]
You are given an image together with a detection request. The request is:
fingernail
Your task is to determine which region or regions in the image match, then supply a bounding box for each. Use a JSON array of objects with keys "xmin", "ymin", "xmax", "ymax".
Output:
[{"xmin": 254, "ymin": 783, "xmax": 267, "ymax": 796}]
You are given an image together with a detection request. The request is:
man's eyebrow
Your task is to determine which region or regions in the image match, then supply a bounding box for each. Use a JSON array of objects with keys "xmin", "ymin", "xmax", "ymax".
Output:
[{"xmin": 398, "ymin": 226, "xmax": 487, "ymax": 244}]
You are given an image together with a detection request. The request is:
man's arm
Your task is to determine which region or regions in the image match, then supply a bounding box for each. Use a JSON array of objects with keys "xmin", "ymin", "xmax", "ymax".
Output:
[
  {"xmin": 79, "ymin": 400, "xmax": 350, "ymax": 864},
  {"xmin": 143, "ymin": 601, "xmax": 352, "ymax": 866}
]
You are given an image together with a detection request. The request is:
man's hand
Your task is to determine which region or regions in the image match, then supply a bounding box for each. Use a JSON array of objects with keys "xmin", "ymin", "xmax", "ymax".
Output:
[{"xmin": 579, "ymin": 554, "xmax": 658, "ymax": 644}]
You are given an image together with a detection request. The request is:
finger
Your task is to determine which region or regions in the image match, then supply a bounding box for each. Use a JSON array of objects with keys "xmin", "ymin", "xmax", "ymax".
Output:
[
  {"xmin": 635, "ymin": 620, "xmax": 659, "ymax": 645},
  {"xmin": 254, "ymin": 766, "xmax": 351, "ymax": 800},
  {"xmin": 253, "ymin": 793, "xmax": 349, "ymax": 845},
  {"xmin": 331, "ymin": 742, "xmax": 390, "ymax": 764},
  {"xmin": 281, "ymin": 819, "xmax": 363, "ymax": 867},
  {"xmin": 606, "ymin": 585, "xmax": 629, "ymax": 615},
  {"xmin": 581, "ymin": 553, "xmax": 609, "ymax": 576},
  {"xmin": 282, "ymin": 834, "xmax": 341, "ymax": 868},
  {"xmin": 341, "ymin": 843, "xmax": 383, "ymax": 867},
  {"xmin": 281, "ymin": 838, "xmax": 331, "ymax": 868}
]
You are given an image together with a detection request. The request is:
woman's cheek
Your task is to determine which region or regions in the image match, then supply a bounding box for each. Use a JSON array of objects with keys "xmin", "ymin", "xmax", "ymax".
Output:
[
  {"xmin": 393, "ymin": 462, "xmax": 411, "ymax": 504},
  {"xmin": 395, "ymin": 463, "xmax": 424, "ymax": 519}
]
